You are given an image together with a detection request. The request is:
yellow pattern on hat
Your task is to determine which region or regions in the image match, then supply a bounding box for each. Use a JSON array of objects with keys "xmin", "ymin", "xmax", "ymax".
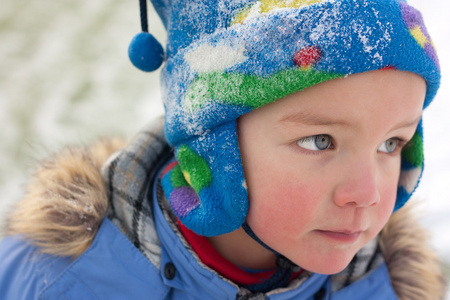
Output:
[
  {"xmin": 231, "ymin": 0, "xmax": 326, "ymax": 25},
  {"xmin": 409, "ymin": 25, "xmax": 428, "ymax": 48}
]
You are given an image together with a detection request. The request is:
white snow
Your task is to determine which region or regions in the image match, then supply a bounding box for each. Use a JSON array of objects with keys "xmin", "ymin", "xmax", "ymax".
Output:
[{"xmin": 184, "ymin": 43, "xmax": 248, "ymax": 73}]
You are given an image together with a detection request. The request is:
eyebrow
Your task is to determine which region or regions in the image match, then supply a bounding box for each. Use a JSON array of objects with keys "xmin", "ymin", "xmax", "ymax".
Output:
[
  {"xmin": 279, "ymin": 111, "xmax": 352, "ymax": 127},
  {"xmin": 391, "ymin": 116, "xmax": 422, "ymax": 131},
  {"xmin": 279, "ymin": 111, "xmax": 422, "ymax": 130}
]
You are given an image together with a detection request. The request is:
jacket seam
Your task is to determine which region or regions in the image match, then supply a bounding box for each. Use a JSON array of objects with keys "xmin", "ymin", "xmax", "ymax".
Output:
[
  {"xmin": 38, "ymin": 221, "xmax": 109, "ymax": 298},
  {"xmin": 38, "ymin": 219, "xmax": 167, "ymax": 299}
]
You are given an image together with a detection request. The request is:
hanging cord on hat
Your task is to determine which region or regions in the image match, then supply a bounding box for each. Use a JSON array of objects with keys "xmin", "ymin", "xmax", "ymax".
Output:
[
  {"xmin": 139, "ymin": 0, "xmax": 148, "ymax": 33},
  {"xmin": 242, "ymin": 222, "xmax": 302, "ymax": 293},
  {"xmin": 128, "ymin": 0, "xmax": 165, "ymax": 72}
]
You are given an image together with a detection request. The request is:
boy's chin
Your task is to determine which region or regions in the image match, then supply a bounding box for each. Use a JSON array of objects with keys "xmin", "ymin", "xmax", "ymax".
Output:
[
  {"xmin": 290, "ymin": 253, "xmax": 356, "ymax": 275},
  {"xmin": 302, "ymin": 261, "xmax": 352, "ymax": 275}
]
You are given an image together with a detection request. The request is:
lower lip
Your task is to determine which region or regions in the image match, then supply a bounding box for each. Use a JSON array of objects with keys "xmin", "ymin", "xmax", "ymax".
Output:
[{"xmin": 315, "ymin": 230, "xmax": 362, "ymax": 243}]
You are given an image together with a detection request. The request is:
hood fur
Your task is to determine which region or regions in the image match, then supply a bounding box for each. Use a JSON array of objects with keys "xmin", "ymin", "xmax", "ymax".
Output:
[
  {"xmin": 5, "ymin": 138, "xmax": 447, "ymax": 299},
  {"xmin": 380, "ymin": 203, "xmax": 447, "ymax": 300},
  {"xmin": 5, "ymin": 138, "xmax": 125, "ymax": 257}
]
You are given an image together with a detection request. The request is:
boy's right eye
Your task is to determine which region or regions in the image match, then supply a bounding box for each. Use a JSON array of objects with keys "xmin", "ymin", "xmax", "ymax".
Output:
[{"xmin": 296, "ymin": 134, "xmax": 332, "ymax": 151}]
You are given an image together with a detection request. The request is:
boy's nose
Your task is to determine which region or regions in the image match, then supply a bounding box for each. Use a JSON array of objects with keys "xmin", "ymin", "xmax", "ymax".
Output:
[{"xmin": 332, "ymin": 161, "xmax": 381, "ymax": 208}]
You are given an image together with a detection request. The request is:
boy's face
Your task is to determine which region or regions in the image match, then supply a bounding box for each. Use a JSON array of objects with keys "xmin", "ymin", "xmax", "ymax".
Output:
[{"xmin": 238, "ymin": 70, "xmax": 426, "ymax": 274}]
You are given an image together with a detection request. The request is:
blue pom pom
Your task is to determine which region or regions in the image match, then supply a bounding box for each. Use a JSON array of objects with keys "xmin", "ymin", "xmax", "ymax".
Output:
[{"xmin": 128, "ymin": 32, "xmax": 164, "ymax": 72}]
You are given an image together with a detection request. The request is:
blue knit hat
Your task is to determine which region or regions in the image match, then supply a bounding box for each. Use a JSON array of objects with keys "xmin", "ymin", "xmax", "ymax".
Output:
[{"xmin": 130, "ymin": 0, "xmax": 440, "ymax": 237}]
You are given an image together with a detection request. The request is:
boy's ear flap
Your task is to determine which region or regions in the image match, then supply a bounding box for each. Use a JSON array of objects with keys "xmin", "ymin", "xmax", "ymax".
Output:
[
  {"xmin": 162, "ymin": 121, "xmax": 249, "ymax": 236},
  {"xmin": 396, "ymin": 120, "xmax": 424, "ymax": 211}
]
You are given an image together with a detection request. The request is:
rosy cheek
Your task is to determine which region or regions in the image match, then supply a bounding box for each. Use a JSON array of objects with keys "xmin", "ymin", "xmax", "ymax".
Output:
[
  {"xmin": 369, "ymin": 181, "xmax": 398, "ymax": 238},
  {"xmin": 248, "ymin": 177, "xmax": 319, "ymax": 237},
  {"xmin": 381, "ymin": 185, "xmax": 398, "ymax": 217}
]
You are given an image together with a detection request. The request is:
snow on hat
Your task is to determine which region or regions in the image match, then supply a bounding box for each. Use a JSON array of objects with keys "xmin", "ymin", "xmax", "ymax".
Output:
[{"xmin": 131, "ymin": 0, "xmax": 440, "ymax": 236}]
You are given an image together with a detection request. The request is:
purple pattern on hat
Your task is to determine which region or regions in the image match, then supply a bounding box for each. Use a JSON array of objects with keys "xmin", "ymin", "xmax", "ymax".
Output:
[
  {"xmin": 425, "ymin": 43, "xmax": 440, "ymax": 69},
  {"xmin": 400, "ymin": 2, "xmax": 439, "ymax": 70},
  {"xmin": 400, "ymin": 3, "xmax": 429, "ymax": 41},
  {"xmin": 170, "ymin": 186, "xmax": 200, "ymax": 217},
  {"xmin": 400, "ymin": 2, "xmax": 429, "ymax": 40}
]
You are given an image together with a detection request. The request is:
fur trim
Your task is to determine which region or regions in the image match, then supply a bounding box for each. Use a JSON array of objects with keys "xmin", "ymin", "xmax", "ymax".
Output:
[
  {"xmin": 380, "ymin": 202, "xmax": 447, "ymax": 300},
  {"xmin": 6, "ymin": 138, "xmax": 125, "ymax": 258}
]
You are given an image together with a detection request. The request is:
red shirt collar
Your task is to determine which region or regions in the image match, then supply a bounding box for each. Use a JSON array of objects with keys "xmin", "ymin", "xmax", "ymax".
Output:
[{"xmin": 178, "ymin": 220, "xmax": 304, "ymax": 286}]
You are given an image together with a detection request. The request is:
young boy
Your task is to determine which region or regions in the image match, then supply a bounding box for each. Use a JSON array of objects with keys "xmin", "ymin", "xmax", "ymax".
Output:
[{"xmin": 0, "ymin": 0, "xmax": 446, "ymax": 299}]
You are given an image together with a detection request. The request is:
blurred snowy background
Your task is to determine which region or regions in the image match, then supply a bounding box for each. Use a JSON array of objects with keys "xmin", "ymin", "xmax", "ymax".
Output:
[{"xmin": 0, "ymin": 0, "xmax": 448, "ymax": 295}]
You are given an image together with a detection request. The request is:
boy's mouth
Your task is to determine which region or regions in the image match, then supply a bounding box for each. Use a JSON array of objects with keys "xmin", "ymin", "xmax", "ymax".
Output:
[{"xmin": 314, "ymin": 230, "xmax": 362, "ymax": 243}]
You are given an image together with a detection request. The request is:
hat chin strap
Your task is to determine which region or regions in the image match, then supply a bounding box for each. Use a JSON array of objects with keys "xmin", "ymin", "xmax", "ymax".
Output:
[
  {"xmin": 241, "ymin": 222, "xmax": 302, "ymax": 292},
  {"xmin": 242, "ymin": 222, "xmax": 278, "ymax": 254},
  {"xmin": 242, "ymin": 222, "xmax": 301, "ymax": 271}
]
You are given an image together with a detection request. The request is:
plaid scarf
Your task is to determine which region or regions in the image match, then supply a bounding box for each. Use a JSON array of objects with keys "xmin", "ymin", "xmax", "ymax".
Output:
[{"xmin": 102, "ymin": 117, "xmax": 171, "ymax": 269}]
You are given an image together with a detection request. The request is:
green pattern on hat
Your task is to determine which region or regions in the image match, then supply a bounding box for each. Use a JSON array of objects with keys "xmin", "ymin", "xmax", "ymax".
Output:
[
  {"xmin": 176, "ymin": 145, "xmax": 213, "ymax": 193},
  {"xmin": 184, "ymin": 69, "xmax": 343, "ymax": 112},
  {"xmin": 401, "ymin": 132, "xmax": 424, "ymax": 167},
  {"xmin": 170, "ymin": 164, "xmax": 189, "ymax": 188}
]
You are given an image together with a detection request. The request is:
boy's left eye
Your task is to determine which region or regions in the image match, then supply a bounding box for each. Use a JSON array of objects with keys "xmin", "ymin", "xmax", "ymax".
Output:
[
  {"xmin": 378, "ymin": 138, "xmax": 400, "ymax": 153},
  {"xmin": 296, "ymin": 134, "xmax": 332, "ymax": 151}
]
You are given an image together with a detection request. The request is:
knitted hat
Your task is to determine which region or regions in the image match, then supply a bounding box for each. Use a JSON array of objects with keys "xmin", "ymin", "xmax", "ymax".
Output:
[{"xmin": 130, "ymin": 0, "xmax": 440, "ymax": 237}]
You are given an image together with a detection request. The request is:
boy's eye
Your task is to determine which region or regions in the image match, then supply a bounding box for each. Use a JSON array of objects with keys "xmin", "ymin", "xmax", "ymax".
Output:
[
  {"xmin": 378, "ymin": 138, "xmax": 399, "ymax": 153},
  {"xmin": 296, "ymin": 134, "xmax": 332, "ymax": 151}
]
